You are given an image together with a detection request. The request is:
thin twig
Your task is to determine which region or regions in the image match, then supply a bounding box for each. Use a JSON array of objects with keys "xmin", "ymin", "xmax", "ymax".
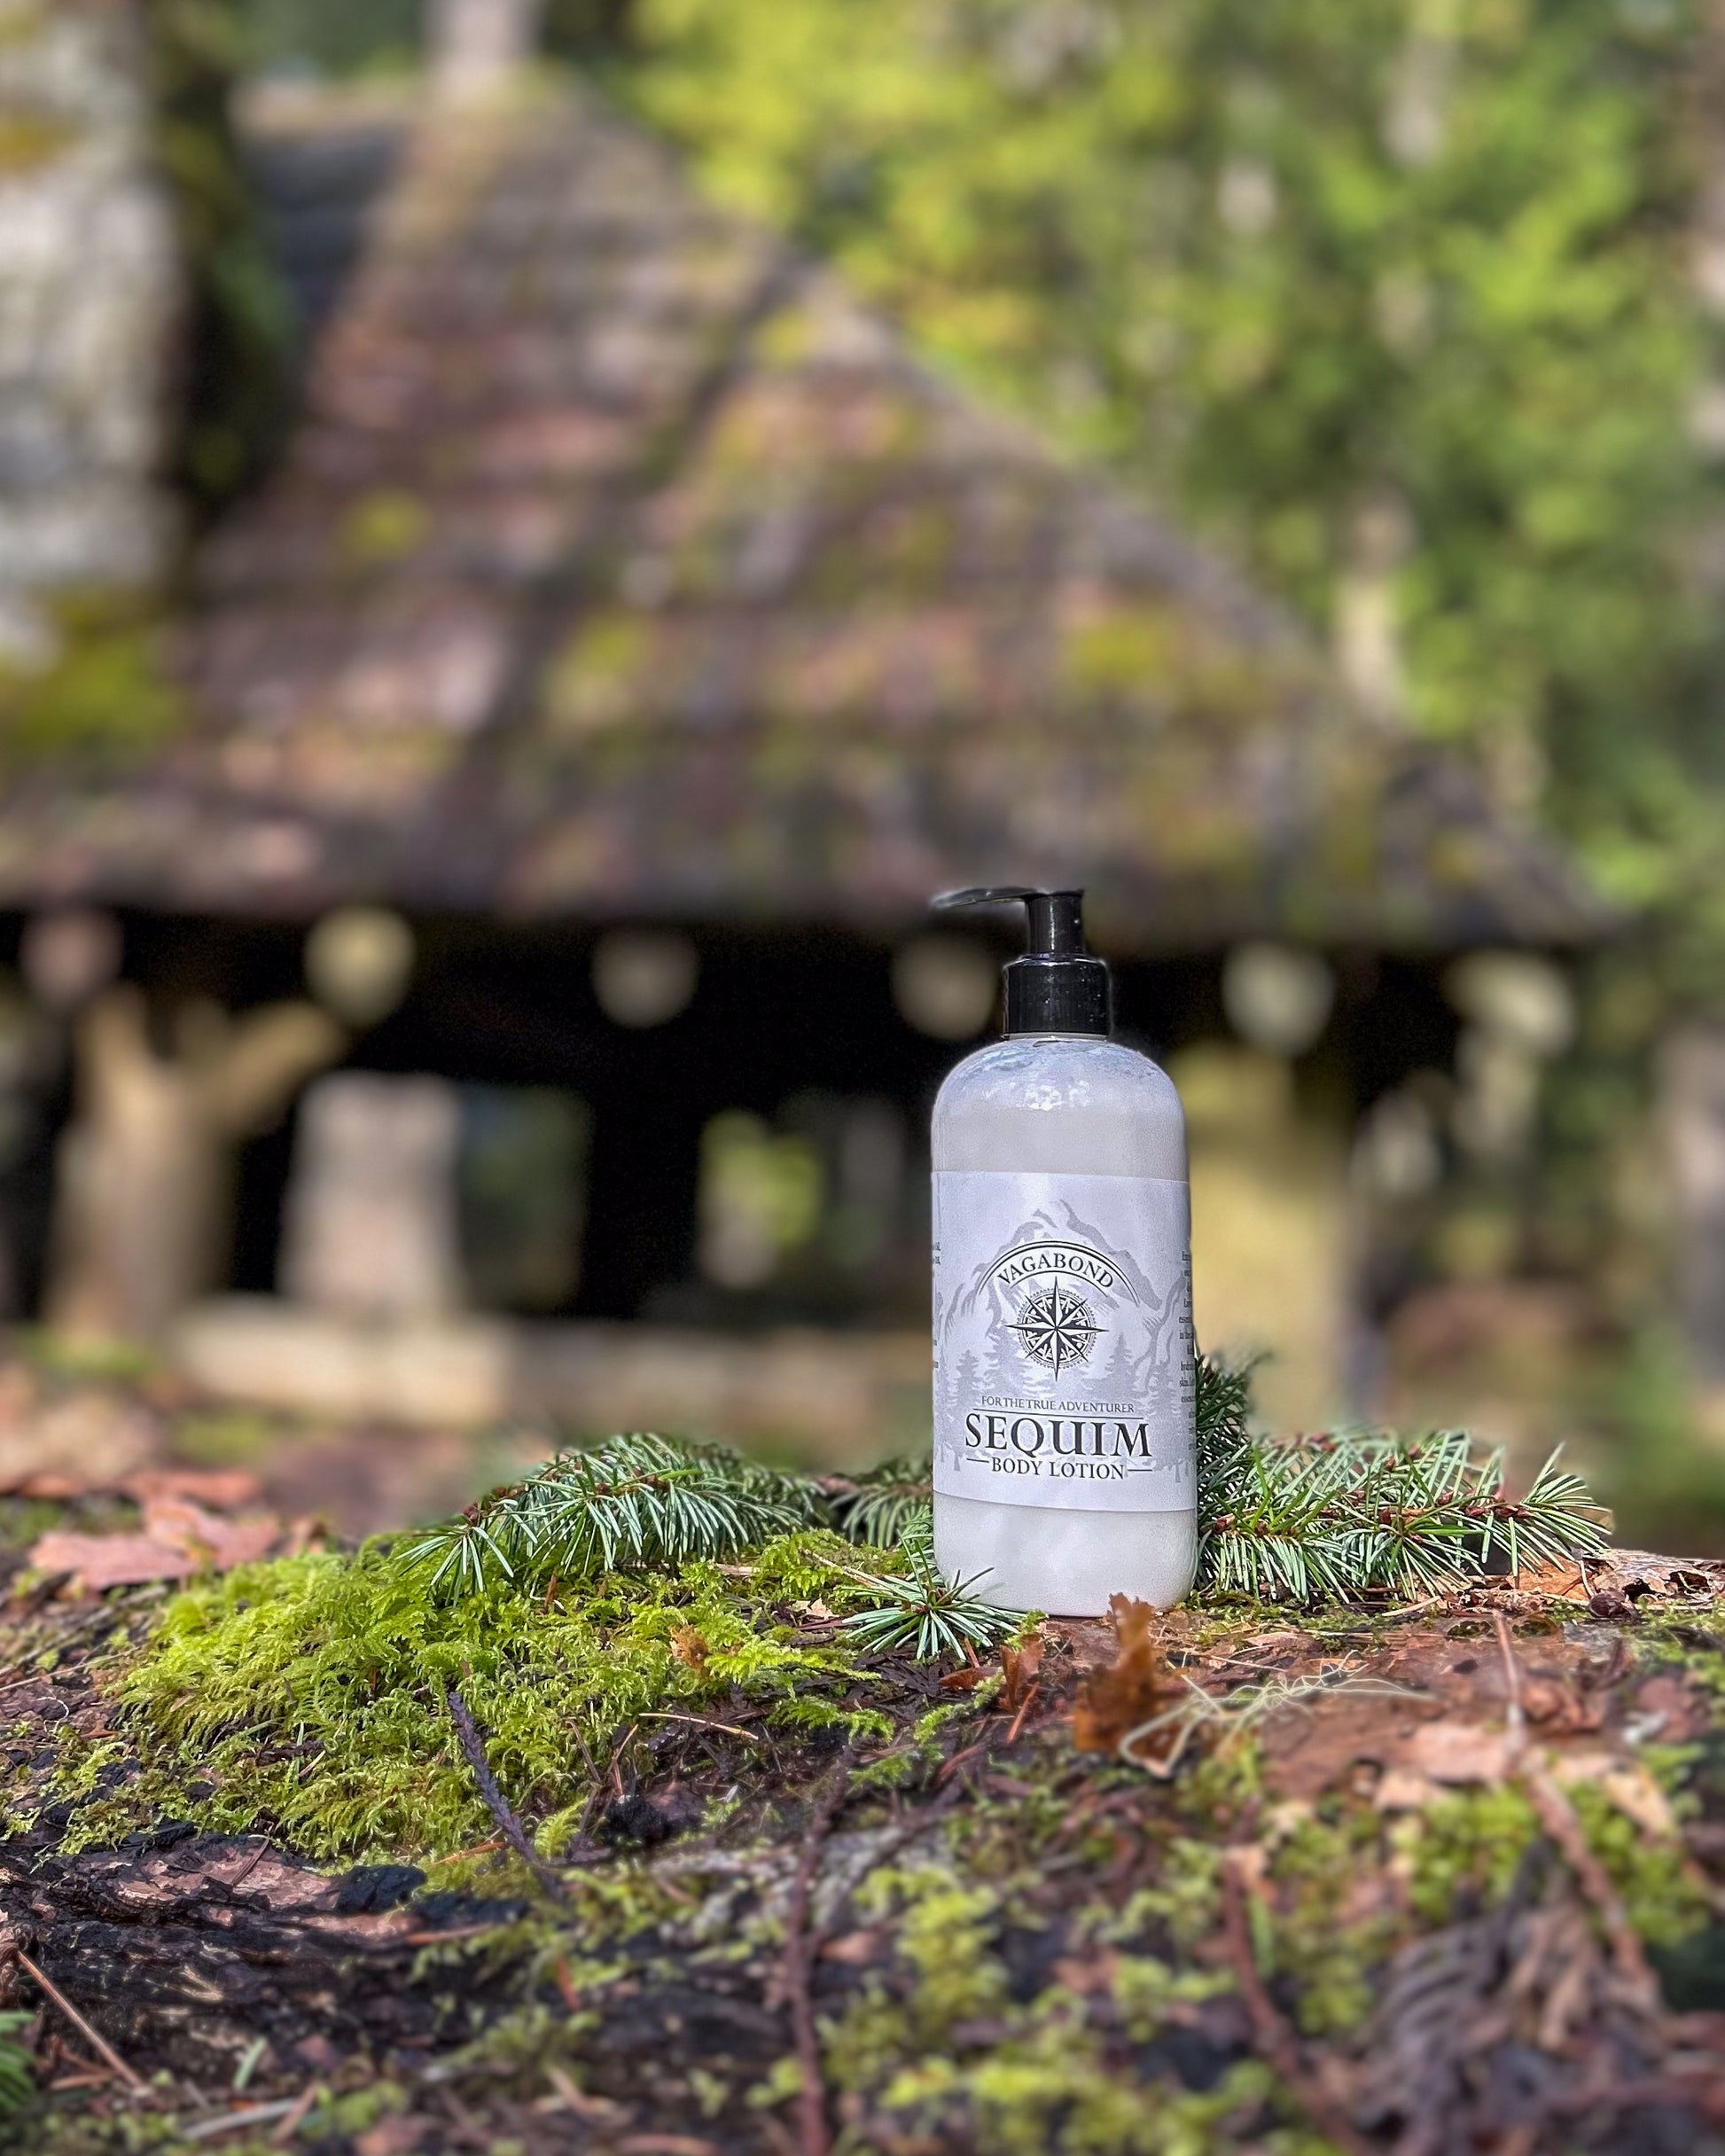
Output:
[
  {"xmin": 1542, "ymin": 2072, "xmax": 1725, "ymax": 2117},
  {"xmin": 1493, "ymin": 1613, "xmax": 1658, "ymax": 2004},
  {"xmin": 15, "ymin": 1949, "xmax": 148, "ymax": 2096},
  {"xmin": 175, "ymin": 2097, "xmax": 303, "ymax": 2144},
  {"xmin": 445, "ymin": 1685, "xmax": 569, "ymax": 1904},
  {"xmin": 780, "ymin": 1751, "xmax": 854, "ymax": 2156},
  {"xmin": 1218, "ymin": 1859, "xmax": 1375, "ymax": 2156},
  {"xmin": 1518, "ymin": 1763, "xmax": 1659, "ymax": 2005},
  {"xmin": 1492, "ymin": 1610, "xmax": 1526, "ymax": 1751},
  {"xmin": 269, "ymin": 2081, "xmax": 320, "ymax": 2144},
  {"xmin": 1004, "ymin": 1681, "xmax": 1041, "ymax": 1746},
  {"xmin": 637, "ymin": 1710, "xmax": 764, "ymax": 1743}
]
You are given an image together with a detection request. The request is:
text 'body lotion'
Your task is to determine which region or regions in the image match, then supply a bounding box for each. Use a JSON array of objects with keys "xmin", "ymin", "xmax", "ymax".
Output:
[{"xmin": 930, "ymin": 887, "xmax": 1198, "ymax": 1617}]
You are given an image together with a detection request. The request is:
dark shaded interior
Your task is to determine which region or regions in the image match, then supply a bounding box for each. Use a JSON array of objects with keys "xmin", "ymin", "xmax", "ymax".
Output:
[{"xmin": 0, "ymin": 911, "xmax": 1465, "ymax": 1332}]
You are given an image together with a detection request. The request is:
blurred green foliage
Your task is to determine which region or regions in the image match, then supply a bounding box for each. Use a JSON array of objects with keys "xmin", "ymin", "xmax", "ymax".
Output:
[
  {"xmin": 155, "ymin": 0, "xmax": 296, "ymax": 507},
  {"xmin": 618, "ymin": 0, "xmax": 1722, "ymax": 964}
]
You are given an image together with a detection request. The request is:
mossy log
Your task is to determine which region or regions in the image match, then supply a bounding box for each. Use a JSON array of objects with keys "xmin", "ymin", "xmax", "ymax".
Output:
[{"xmin": 0, "ymin": 1531, "xmax": 1721, "ymax": 2156}]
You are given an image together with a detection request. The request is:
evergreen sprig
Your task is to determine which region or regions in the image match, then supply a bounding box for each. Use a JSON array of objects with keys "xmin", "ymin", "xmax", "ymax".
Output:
[
  {"xmin": 839, "ymin": 1518, "xmax": 1017, "ymax": 1660},
  {"xmin": 399, "ymin": 1358, "xmax": 1611, "ymax": 1617},
  {"xmin": 1194, "ymin": 1358, "xmax": 1611, "ymax": 1601},
  {"xmin": 823, "ymin": 1457, "xmax": 934, "ymax": 1550},
  {"xmin": 401, "ymin": 1432, "xmax": 821, "ymax": 1595}
]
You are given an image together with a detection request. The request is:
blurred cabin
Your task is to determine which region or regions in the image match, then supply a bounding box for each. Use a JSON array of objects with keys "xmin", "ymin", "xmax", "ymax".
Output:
[{"xmin": 0, "ymin": 0, "xmax": 1606, "ymax": 1449}]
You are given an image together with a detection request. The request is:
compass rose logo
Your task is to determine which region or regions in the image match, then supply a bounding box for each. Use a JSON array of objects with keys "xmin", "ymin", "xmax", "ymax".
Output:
[{"xmin": 1008, "ymin": 1280, "xmax": 1104, "ymax": 1378}]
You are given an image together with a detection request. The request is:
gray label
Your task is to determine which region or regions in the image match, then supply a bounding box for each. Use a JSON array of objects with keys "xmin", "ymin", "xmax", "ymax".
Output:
[{"xmin": 933, "ymin": 1171, "xmax": 1196, "ymax": 1512}]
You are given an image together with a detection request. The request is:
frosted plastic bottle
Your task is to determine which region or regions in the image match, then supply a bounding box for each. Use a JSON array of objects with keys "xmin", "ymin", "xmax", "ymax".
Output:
[{"xmin": 929, "ymin": 888, "xmax": 1198, "ymax": 1616}]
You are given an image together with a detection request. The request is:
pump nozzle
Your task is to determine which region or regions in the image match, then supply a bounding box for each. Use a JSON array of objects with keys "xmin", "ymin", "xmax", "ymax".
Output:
[{"xmin": 933, "ymin": 886, "xmax": 1112, "ymax": 1038}]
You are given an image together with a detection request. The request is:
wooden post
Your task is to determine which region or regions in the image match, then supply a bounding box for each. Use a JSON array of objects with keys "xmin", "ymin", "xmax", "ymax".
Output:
[
  {"xmin": 279, "ymin": 1074, "xmax": 464, "ymax": 1319},
  {"xmin": 1659, "ymin": 1021, "xmax": 1725, "ymax": 1389},
  {"xmin": 425, "ymin": 0, "xmax": 545, "ymax": 97},
  {"xmin": 45, "ymin": 989, "xmax": 343, "ymax": 1343}
]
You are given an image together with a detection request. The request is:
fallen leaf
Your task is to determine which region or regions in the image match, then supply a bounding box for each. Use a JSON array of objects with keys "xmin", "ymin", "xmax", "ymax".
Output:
[
  {"xmin": 1550, "ymin": 1752, "xmax": 1676, "ymax": 1836},
  {"xmin": 1403, "ymin": 1720, "xmax": 1515, "ymax": 1785},
  {"xmin": 615, "ymin": 2138, "xmax": 720, "ymax": 2156},
  {"xmin": 29, "ymin": 1496, "xmax": 280, "ymax": 1592},
  {"xmin": 1628, "ymin": 1673, "xmax": 1703, "ymax": 1743},
  {"xmin": 142, "ymin": 1497, "xmax": 279, "ymax": 1571},
  {"xmin": 1510, "ymin": 1556, "xmax": 1590, "ymax": 1600},
  {"xmin": 1050, "ymin": 1950, "xmax": 1122, "ymax": 1996},
  {"xmin": 1000, "ymin": 1636, "xmax": 1043, "ymax": 1715},
  {"xmin": 819, "ymin": 1928, "xmax": 886, "ymax": 1965},
  {"xmin": 1374, "ymin": 1766, "xmax": 1446, "ymax": 1811},
  {"xmin": 1520, "ymin": 1673, "xmax": 1603, "ymax": 1733},
  {"xmin": 122, "ymin": 1468, "xmax": 263, "ymax": 1512},
  {"xmin": 355, "ymin": 2121, "xmax": 428, "ymax": 2156},
  {"xmin": 27, "ymin": 1528, "xmax": 199, "ymax": 1592},
  {"xmin": 1072, "ymin": 1596, "xmax": 1177, "ymax": 1754},
  {"xmin": 939, "ymin": 1665, "xmax": 986, "ymax": 1693},
  {"xmin": 670, "ymin": 1628, "xmax": 709, "ymax": 1673}
]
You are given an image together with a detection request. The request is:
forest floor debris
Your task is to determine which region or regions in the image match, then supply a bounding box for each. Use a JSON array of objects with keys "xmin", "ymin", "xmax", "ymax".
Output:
[{"xmin": 0, "ymin": 1371, "xmax": 1721, "ymax": 2152}]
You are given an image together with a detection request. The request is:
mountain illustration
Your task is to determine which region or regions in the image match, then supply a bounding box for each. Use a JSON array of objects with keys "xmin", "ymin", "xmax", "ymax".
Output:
[{"xmin": 937, "ymin": 1194, "xmax": 1188, "ymax": 1387}]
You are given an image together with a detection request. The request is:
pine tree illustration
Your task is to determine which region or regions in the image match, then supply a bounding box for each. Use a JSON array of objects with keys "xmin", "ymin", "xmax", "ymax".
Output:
[{"xmin": 1104, "ymin": 1331, "xmax": 1138, "ymax": 1402}]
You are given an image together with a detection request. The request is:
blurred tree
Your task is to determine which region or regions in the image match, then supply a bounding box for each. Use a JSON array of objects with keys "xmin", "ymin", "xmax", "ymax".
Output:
[
  {"xmin": 616, "ymin": 0, "xmax": 1723, "ymax": 965},
  {"xmin": 156, "ymin": 0, "xmax": 296, "ymax": 508},
  {"xmin": 237, "ymin": 0, "xmax": 635, "ymax": 72}
]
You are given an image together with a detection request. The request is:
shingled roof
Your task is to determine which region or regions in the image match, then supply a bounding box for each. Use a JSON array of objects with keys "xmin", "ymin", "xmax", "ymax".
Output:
[{"xmin": 0, "ymin": 75, "xmax": 1603, "ymax": 952}]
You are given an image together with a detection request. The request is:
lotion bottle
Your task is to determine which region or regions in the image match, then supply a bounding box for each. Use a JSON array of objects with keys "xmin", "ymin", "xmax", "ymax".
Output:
[{"xmin": 929, "ymin": 887, "xmax": 1197, "ymax": 1616}]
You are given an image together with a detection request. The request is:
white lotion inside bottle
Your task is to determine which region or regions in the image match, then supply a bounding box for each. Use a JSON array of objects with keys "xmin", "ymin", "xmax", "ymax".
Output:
[{"xmin": 929, "ymin": 890, "xmax": 1197, "ymax": 1617}]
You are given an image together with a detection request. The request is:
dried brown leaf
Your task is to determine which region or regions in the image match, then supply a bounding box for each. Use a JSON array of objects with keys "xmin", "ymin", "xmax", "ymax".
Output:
[
  {"xmin": 122, "ymin": 1469, "xmax": 263, "ymax": 1512},
  {"xmin": 1071, "ymin": 1595, "xmax": 1176, "ymax": 1754},
  {"xmin": 1403, "ymin": 1720, "xmax": 1516, "ymax": 1785},
  {"xmin": 141, "ymin": 1497, "xmax": 279, "ymax": 1570},
  {"xmin": 27, "ymin": 1529, "xmax": 199, "ymax": 1592},
  {"xmin": 29, "ymin": 1495, "xmax": 280, "ymax": 1591},
  {"xmin": 1000, "ymin": 1636, "xmax": 1043, "ymax": 1714}
]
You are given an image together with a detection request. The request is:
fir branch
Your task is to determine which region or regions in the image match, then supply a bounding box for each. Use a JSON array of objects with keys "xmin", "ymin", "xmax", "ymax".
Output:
[
  {"xmin": 822, "ymin": 1457, "xmax": 933, "ymax": 1549},
  {"xmin": 1196, "ymin": 1402, "xmax": 1612, "ymax": 1605},
  {"xmin": 1194, "ymin": 1350, "xmax": 1256, "ymax": 1521},
  {"xmin": 396, "ymin": 1357, "xmax": 1612, "ymax": 1621},
  {"xmin": 840, "ymin": 1517, "xmax": 1016, "ymax": 1660},
  {"xmin": 401, "ymin": 1432, "xmax": 821, "ymax": 1596}
]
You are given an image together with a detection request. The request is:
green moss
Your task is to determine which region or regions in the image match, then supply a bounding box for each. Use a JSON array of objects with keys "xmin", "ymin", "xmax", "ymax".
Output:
[
  {"xmin": 547, "ymin": 610, "xmax": 653, "ymax": 728},
  {"xmin": 1395, "ymin": 1778, "xmax": 1708, "ymax": 1951},
  {"xmin": 340, "ymin": 488, "xmax": 433, "ymax": 567},
  {"xmin": 1261, "ymin": 1808, "xmax": 1399, "ymax": 2036},
  {"xmin": 1060, "ymin": 606, "xmax": 1180, "ymax": 698},
  {"xmin": 886, "ymin": 2035, "xmax": 1284, "ymax": 2156},
  {"xmin": 1641, "ymin": 1609, "xmax": 1725, "ymax": 1708},
  {"xmin": 0, "ymin": 601, "xmax": 186, "ymax": 769},
  {"xmin": 62, "ymin": 1534, "xmax": 882, "ymax": 1863}
]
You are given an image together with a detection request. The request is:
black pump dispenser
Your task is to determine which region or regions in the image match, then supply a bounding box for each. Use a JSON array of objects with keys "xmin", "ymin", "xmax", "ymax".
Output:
[{"xmin": 933, "ymin": 886, "xmax": 1112, "ymax": 1038}]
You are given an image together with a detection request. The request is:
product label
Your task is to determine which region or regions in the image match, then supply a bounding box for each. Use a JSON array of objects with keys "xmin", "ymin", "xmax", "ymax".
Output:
[{"xmin": 933, "ymin": 1171, "xmax": 1196, "ymax": 1512}]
